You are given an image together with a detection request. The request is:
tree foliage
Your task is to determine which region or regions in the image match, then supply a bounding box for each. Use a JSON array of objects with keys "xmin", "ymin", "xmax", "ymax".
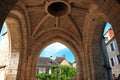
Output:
[{"xmin": 36, "ymin": 65, "xmax": 77, "ymax": 80}]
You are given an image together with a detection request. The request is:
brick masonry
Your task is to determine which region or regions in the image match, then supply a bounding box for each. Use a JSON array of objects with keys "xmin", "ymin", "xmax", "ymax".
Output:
[{"xmin": 0, "ymin": 0, "xmax": 120, "ymax": 80}]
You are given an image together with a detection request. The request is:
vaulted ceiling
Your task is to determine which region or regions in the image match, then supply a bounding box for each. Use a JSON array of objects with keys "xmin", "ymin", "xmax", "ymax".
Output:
[
  {"xmin": 0, "ymin": 0, "xmax": 120, "ymax": 80},
  {"xmin": 17, "ymin": 0, "xmax": 97, "ymax": 40}
]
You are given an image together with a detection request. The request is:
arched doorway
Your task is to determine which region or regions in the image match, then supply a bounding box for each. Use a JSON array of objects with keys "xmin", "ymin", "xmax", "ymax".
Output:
[
  {"xmin": 31, "ymin": 32, "xmax": 84, "ymax": 80},
  {"xmin": 0, "ymin": 23, "xmax": 9, "ymax": 80},
  {"xmin": 36, "ymin": 42, "xmax": 77, "ymax": 80},
  {"xmin": 0, "ymin": 20, "xmax": 21, "ymax": 80},
  {"xmin": 0, "ymin": 0, "xmax": 120, "ymax": 80},
  {"xmin": 0, "ymin": 3, "xmax": 28, "ymax": 80},
  {"xmin": 92, "ymin": 21, "xmax": 113, "ymax": 80}
]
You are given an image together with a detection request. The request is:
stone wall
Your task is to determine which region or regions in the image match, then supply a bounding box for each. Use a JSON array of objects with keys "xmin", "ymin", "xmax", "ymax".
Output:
[
  {"xmin": 0, "ymin": 25, "xmax": 9, "ymax": 80},
  {"xmin": 0, "ymin": 0, "xmax": 120, "ymax": 80}
]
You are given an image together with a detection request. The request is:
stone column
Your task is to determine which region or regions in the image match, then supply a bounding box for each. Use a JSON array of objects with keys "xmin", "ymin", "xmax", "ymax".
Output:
[
  {"xmin": 17, "ymin": 53, "xmax": 28, "ymax": 80},
  {"xmin": 92, "ymin": 38, "xmax": 112, "ymax": 80},
  {"xmin": 26, "ymin": 55, "xmax": 33, "ymax": 80}
]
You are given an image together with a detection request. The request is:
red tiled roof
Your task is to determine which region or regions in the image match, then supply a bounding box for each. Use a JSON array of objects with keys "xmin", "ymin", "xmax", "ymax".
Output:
[
  {"xmin": 108, "ymin": 29, "xmax": 114, "ymax": 39},
  {"xmin": 55, "ymin": 57, "xmax": 65, "ymax": 63}
]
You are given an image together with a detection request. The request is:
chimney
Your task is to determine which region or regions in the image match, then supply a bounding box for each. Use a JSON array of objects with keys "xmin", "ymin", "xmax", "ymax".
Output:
[
  {"xmin": 63, "ymin": 55, "xmax": 66, "ymax": 59},
  {"xmin": 50, "ymin": 56, "xmax": 52, "ymax": 59}
]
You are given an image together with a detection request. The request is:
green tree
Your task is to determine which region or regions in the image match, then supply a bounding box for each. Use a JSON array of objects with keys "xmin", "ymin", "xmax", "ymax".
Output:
[
  {"xmin": 36, "ymin": 73, "xmax": 46, "ymax": 80},
  {"xmin": 59, "ymin": 65, "xmax": 77, "ymax": 80},
  {"xmin": 36, "ymin": 65, "xmax": 77, "ymax": 80}
]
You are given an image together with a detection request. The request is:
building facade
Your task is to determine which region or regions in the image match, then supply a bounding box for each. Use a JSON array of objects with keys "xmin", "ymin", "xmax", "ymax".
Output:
[
  {"xmin": 36, "ymin": 56, "xmax": 76, "ymax": 74},
  {"xmin": 104, "ymin": 29, "xmax": 120, "ymax": 77},
  {"xmin": 36, "ymin": 57, "xmax": 58, "ymax": 74},
  {"xmin": 55, "ymin": 55, "xmax": 73, "ymax": 67}
]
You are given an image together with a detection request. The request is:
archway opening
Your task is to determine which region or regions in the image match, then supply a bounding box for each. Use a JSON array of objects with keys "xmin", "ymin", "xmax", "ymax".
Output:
[
  {"xmin": 0, "ymin": 20, "xmax": 20, "ymax": 80},
  {"xmin": 36, "ymin": 42, "xmax": 77, "ymax": 80},
  {"xmin": 0, "ymin": 22, "xmax": 9, "ymax": 80},
  {"xmin": 103, "ymin": 22, "xmax": 120, "ymax": 79}
]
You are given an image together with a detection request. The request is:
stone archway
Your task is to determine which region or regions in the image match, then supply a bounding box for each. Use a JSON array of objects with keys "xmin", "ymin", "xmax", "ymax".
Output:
[
  {"xmin": 4, "ymin": 3, "xmax": 28, "ymax": 80},
  {"xmin": 27, "ymin": 29, "xmax": 85, "ymax": 80},
  {"xmin": 0, "ymin": 23, "xmax": 10, "ymax": 80},
  {"xmin": 0, "ymin": 0, "xmax": 120, "ymax": 80},
  {"xmin": 4, "ymin": 17, "xmax": 21, "ymax": 80},
  {"xmin": 36, "ymin": 41, "xmax": 79, "ymax": 79},
  {"xmin": 93, "ymin": 0, "xmax": 120, "ymax": 51},
  {"xmin": 85, "ymin": 7, "xmax": 113, "ymax": 79},
  {"xmin": 92, "ymin": 22, "xmax": 112, "ymax": 80}
]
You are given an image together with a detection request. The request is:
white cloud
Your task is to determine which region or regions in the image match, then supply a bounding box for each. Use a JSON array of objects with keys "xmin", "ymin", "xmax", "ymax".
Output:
[
  {"xmin": 53, "ymin": 42, "xmax": 67, "ymax": 51},
  {"xmin": 40, "ymin": 42, "xmax": 67, "ymax": 57}
]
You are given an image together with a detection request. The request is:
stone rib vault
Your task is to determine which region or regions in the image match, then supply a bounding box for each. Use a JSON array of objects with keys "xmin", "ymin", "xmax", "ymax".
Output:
[{"xmin": 0, "ymin": 0, "xmax": 120, "ymax": 80}]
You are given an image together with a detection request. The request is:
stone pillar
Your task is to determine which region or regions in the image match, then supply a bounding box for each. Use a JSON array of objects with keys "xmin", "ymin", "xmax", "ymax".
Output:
[
  {"xmin": 26, "ymin": 55, "xmax": 32, "ymax": 80},
  {"xmin": 93, "ymin": 38, "xmax": 112, "ymax": 80},
  {"xmin": 17, "ymin": 53, "xmax": 28, "ymax": 80},
  {"xmin": 77, "ymin": 50, "xmax": 90, "ymax": 80}
]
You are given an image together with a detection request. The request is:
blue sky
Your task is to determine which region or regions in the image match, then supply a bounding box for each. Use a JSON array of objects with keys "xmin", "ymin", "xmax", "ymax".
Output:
[
  {"xmin": 0, "ymin": 23, "xmax": 6, "ymax": 42},
  {"xmin": 103, "ymin": 22, "xmax": 112, "ymax": 34},
  {"xmin": 40, "ymin": 42, "xmax": 75, "ymax": 63}
]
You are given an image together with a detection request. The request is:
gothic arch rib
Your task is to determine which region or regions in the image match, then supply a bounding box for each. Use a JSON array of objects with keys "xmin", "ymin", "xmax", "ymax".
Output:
[
  {"xmin": 31, "ymin": 34, "xmax": 84, "ymax": 80},
  {"xmin": 6, "ymin": 6, "xmax": 29, "ymax": 80}
]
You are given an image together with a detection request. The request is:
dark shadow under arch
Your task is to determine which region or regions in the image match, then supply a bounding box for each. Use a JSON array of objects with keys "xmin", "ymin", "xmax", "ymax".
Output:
[{"xmin": 92, "ymin": 22, "xmax": 112, "ymax": 80}]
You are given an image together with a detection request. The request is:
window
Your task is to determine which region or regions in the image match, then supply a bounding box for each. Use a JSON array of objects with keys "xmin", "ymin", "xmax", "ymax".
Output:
[
  {"xmin": 117, "ymin": 55, "xmax": 120, "ymax": 64},
  {"xmin": 37, "ymin": 68, "xmax": 39, "ymax": 74},
  {"xmin": 111, "ymin": 58, "xmax": 114, "ymax": 66},
  {"xmin": 38, "ymin": 68, "xmax": 44, "ymax": 74},
  {"xmin": 105, "ymin": 37, "xmax": 108, "ymax": 42},
  {"xmin": 113, "ymin": 56, "xmax": 119, "ymax": 66},
  {"xmin": 111, "ymin": 56, "xmax": 119, "ymax": 67},
  {"xmin": 46, "ymin": 68, "xmax": 49, "ymax": 74},
  {"xmin": 110, "ymin": 42, "xmax": 116, "ymax": 51}
]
